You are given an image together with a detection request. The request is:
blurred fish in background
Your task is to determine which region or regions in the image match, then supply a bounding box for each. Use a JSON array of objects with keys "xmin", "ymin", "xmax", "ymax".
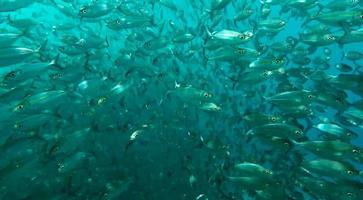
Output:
[{"xmin": 0, "ymin": 0, "xmax": 363, "ymax": 199}]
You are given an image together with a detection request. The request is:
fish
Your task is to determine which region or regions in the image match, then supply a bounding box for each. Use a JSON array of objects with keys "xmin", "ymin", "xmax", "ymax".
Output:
[
  {"xmin": 106, "ymin": 15, "xmax": 154, "ymax": 30},
  {"xmin": 292, "ymin": 140, "xmax": 363, "ymax": 161},
  {"xmin": 306, "ymin": 10, "xmax": 363, "ymax": 26},
  {"xmin": 266, "ymin": 90, "xmax": 315, "ymax": 106},
  {"xmin": 246, "ymin": 123, "xmax": 304, "ymax": 140},
  {"xmin": 0, "ymin": 0, "xmax": 34, "ymax": 12},
  {"xmin": 13, "ymin": 90, "xmax": 66, "ymax": 113},
  {"xmin": 301, "ymin": 159, "xmax": 360, "ymax": 178},
  {"xmin": 300, "ymin": 33, "xmax": 337, "ymax": 46},
  {"xmin": 233, "ymin": 162, "xmax": 273, "ymax": 178},
  {"xmin": 200, "ymin": 102, "xmax": 221, "ymax": 111},
  {"xmin": 206, "ymin": 29, "xmax": 254, "ymax": 45},
  {"xmin": 343, "ymin": 50, "xmax": 363, "ymax": 61},
  {"xmin": 0, "ymin": 46, "xmax": 44, "ymax": 67},
  {"xmin": 79, "ymin": 2, "xmax": 115, "ymax": 19},
  {"xmin": 0, "ymin": 0, "xmax": 362, "ymax": 199}
]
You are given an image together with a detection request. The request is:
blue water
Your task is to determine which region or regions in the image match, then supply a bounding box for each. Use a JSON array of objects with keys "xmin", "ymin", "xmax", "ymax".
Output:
[{"xmin": 0, "ymin": 0, "xmax": 363, "ymax": 200}]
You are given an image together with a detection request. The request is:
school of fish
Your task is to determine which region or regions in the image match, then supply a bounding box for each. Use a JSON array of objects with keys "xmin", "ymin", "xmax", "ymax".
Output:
[{"xmin": 0, "ymin": 0, "xmax": 363, "ymax": 199}]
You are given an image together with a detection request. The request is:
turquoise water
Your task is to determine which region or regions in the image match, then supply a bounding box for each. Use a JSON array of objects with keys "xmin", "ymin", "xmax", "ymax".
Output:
[{"xmin": 0, "ymin": 0, "xmax": 363, "ymax": 199}]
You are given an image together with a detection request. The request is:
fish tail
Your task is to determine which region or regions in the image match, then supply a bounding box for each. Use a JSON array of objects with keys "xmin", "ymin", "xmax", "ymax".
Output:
[
  {"xmin": 36, "ymin": 39, "xmax": 48, "ymax": 60},
  {"xmin": 352, "ymin": 62, "xmax": 362, "ymax": 74},
  {"xmin": 50, "ymin": 53, "xmax": 61, "ymax": 68},
  {"xmin": 232, "ymin": 18, "xmax": 238, "ymax": 27},
  {"xmin": 301, "ymin": 16, "xmax": 312, "ymax": 27},
  {"xmin": 123, "ymin": 140, "xmax": 134, "ymax": 156},
  {"xmin": 307, "ymin": 46, "xmax": 317, "ymax": 54},
  {"xmin": 150, "ymin": 14, "xmax": 157, "ymax": 27},
  {"xmin": 245, "ymin": 130, "xmax": 255, "ymax": 143},
  {"xmin": 316, "ymin": 3, "xmax": 324, "ymax": 16},
  {"xmin": 205, "ymin": 26, "xmax": 212, "ymax": 38},
  {"xmin": 105, "ymin": 35, "xmax": 110, "ymax": 47},
  {"xmin": 37, "ymin": 39, "xmax": 48, "ymax": 52},
  {"xmin": 341, "ymin": 51, "xmax": 345, "ymax": 61},
  {"xmin": 6, "ymin": 14, "xmax": 12, "ymax": 23},
  {"xmin": 248, "ymin": 19, "xmax": 258, "ymax": 33}
]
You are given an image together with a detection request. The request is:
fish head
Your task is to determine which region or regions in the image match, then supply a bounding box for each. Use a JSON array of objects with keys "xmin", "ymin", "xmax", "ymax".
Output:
[
  {"xmin": 241, "ymin": 31, "xmax": 253, "ymax": 41},
  {"xmin": 346, "ymin": 168, "xmax": 360, "ymax": 176},
  {"xmin": 3, "ymin": 70, "xmax": 22, "ymax": 82},
  {"xmin": 352, "ymin": 148, "xmax": 361, "ymax": 154},
  {"xmin": 13, "ymin": 102, "xmax": 26, "ymax": 112},
  {"xmin": 279, "ymin": 20, "xmax": 286, "ymax": 27},
  {"xmin": 345, "ymin": 131, "xmax": 358, "ymax": 140},
  {"xmin": 306, "ymin": 92, "xmax": 316, "ymax": 101},
  {"xmin": 268, "ymin": 115, "xmax": 282, "ymax": 123},
  {"xmin": 323, "ymin": 34, "xmax": 336, "ymax": 42},
  {"xmin": 202, "ymin": 91, "xmax": 212, "ymax": 99},
  {"xmin": 79, "ymin": 6, "xmax": 89, "ymax": 18},
  {"xmin": 292, "ymin": 127, "xmax": 304, "ymax": 138},
  {"xmin": 273, "ymin": 57, "xmax": 285, "ymax": 65}
]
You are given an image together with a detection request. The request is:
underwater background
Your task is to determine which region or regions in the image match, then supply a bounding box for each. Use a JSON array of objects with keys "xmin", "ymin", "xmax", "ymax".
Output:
[{"xmin": 1, "ymin": 0, "xmax": 363, "ymax": 199}]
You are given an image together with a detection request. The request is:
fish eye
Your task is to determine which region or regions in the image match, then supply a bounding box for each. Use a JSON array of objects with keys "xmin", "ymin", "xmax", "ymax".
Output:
[
  {"xmin": 347, "ymin": 132, "xmax": 352, "ymax": 137},
  {"xmin": 80, "ymin": 7, "xmax": 87, "ymax": 14},
  {"xmin": 16, "ymin": 104, "xmax": 24, "ymax": 110},
  {"xmin": 9, "ymin": 71, "xmax": 16, "ymax": 77},
  {"xmin": 14, "ymin": 123, "xmax": 22, "ymax": 129},
  {"xmin": 353, "ymin": 149, "xmax": 359, "ymax": 153},
  {"xmin": 6, "ymin": 71, "xmax": 17, "ymax": 79},
  {"xmin": 295, "ymin": 130, "xmax": 302, "ymax": 135},
  {"xmin": 308, "ymin": 94, "xmax": 313, "ymax": 99},
  {"xmin": 203, "ymin": 92, "xmax": 210, "ymax": 97},
  {"xmin": 346, "ymin": 192, "xmax": 353, "ymax": 197},
  {"xmin": 347, "ymin": 170, "xmax": 354, "ymax": 175},
  {"xmin": 239, "ymin": 35, "xmax": 245, "ymax": 40},
  {"xmin": 271, "ymin": 117, "xmax": 276, "ymax": 121},
  {"xmin": 116, "ymin": 19, "xmax": 121, "ymax": 24}
]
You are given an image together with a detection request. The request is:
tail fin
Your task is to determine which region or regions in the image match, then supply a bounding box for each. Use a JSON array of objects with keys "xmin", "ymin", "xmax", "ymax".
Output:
[
  {"xmin": 37, "ymin": 40, "xmax": 48, "ymax": 61},
  {"xmin": 37, "ymin": 39, "xmax": 48, "ymax": 52},
  {"xmin": 105, "ymin": 35, "xmax": 110, "ymax": 47},
  {"xmin": 51, "ymin": 54, "xmax": 63, "ymax": 69},
  {"xmin": 205, "ymin": 26, "xmax": 212, "ymax": 37}
]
